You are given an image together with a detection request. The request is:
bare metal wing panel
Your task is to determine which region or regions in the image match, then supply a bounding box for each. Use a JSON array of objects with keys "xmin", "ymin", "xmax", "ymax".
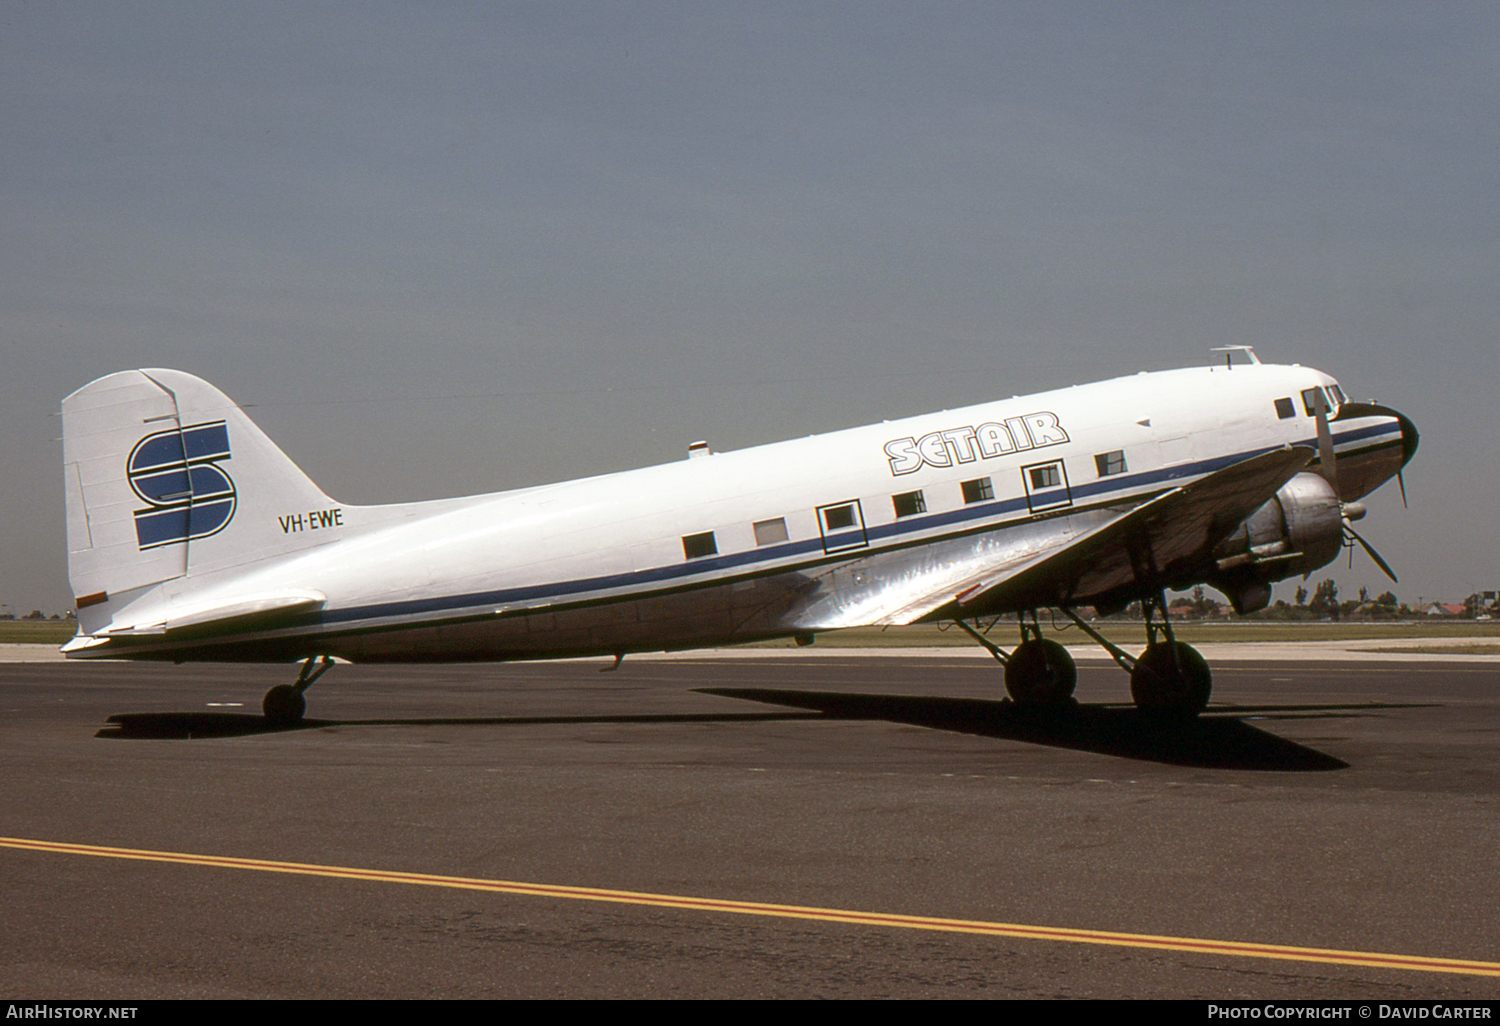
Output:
[
  {"xmin": 951, "ymin": 445, "xmax": 1316, "ymax": 617},
  {"xmin": 790, "ymin": 445, "xmax": 1313, "ymax": 629}
]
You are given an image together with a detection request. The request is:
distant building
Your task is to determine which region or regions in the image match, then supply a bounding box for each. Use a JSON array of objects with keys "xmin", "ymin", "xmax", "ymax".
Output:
[{"xmin": 1419, "ymin": 602, "xmax": 1469, "ymax": 617}]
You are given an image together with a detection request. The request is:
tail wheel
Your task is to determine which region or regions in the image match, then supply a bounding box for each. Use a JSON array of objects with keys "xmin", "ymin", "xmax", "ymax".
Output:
[
  {"xmin": 1129, "ymin": 642, "xmax": 1212, "ymax": 715},
  {"xmin": 1004, "ymin": 639, "xmax": 1077, "ymax": 706},
  {"xmin": 262, "ymin": 683, "xmax": 306, "ymax": 724}
]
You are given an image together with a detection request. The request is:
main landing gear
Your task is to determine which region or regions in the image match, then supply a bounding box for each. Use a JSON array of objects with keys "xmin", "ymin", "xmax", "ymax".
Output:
[
  {"xmin": 262, "ymin": 655, "xmax": 333, "ymax": 725},
  {"xmin": 1059, "ymin": 594, "xmax": 1212, "ymax": 716},
  {"xmin": 957, "ymin": 595, "xmax": 1212, "ymax": 717},
  {"xmin": 954, "ymin": 613, "xmax": 1077, "ymax": 708}
]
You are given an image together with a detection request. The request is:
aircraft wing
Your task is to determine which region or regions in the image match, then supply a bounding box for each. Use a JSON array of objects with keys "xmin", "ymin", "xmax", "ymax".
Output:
[
  {"xmin": 793, "ymin": 445, "xmax": 1313, "ymax": 629},
  {"xmin": 941, "ymin": 444, "xmax": 1315, "ymax": 617}
]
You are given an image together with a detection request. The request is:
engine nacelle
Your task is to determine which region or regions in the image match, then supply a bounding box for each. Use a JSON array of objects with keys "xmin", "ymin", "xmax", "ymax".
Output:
[{"xmin": 1208, "ymin": 472, "xmax": 1344, "ymax": 613}]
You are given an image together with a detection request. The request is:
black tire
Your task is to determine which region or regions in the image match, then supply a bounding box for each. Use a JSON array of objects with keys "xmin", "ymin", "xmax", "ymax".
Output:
[
  {"xmin": 1129, "ymin": 642, "xmax": 1212, "ymax": 715},
  {"xmin": 262, "ymin": 684, "xmax": 306, "ymax": 724},
  {"xmin": 1004, "ymin": 639, "xmax": 1077, "ymax": 706}
]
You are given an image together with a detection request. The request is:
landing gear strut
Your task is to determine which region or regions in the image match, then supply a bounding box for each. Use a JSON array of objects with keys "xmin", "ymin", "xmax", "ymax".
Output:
[
  {"xmin": 263, "ymin": 655, "xmax": 333, "ymax": 724},
  {"xmin": 1006, "ymin": 612, "xmax": 1076, "ymax": 706},
  {"xmin": 953, "ymin": 612, "xmax": 1076, "ymax": 707},
  {"xmin": 1129, "ymin": 596, "xmax": 1211, "ymax": 715},
  {"xmin": 962, "ymin": 596, "xmax": 1212, "ymax": 717},
  {"xmin": 1130, "ymin": 641, "xmax": 1212, "ymax": 715},
  {"xmin": 1059, "ymin": 596, "xmax": 1212, "ymax": 716}
]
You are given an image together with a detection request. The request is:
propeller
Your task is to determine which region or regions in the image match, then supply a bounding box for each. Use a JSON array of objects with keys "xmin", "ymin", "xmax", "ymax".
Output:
[
  {"xmin": 1313, "ymin": 388, "xmax": 1399, "ymax": 583},
  {"xmin": 1344, "ymin": 522, "xmax": 1398, "ymax": 582}
]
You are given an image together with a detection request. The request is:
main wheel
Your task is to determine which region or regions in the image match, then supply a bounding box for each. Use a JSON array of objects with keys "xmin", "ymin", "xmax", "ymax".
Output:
[
  {"xmin": 262, "ymin": 684, "xmax": 306, "ymax": 724},
  {"xmin": 1129, "ymin": 642, "xmax": 1212, "ymax": 715},
  {"xmin": 1004, "ymin": 639, "xmax": 1077, "ymax": 706}
]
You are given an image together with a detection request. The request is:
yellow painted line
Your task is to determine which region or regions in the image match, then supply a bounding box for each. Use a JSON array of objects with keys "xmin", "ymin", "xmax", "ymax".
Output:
[{"xmin": 4, "ymin": 835, "xmax": 1498, "ymax": 978}]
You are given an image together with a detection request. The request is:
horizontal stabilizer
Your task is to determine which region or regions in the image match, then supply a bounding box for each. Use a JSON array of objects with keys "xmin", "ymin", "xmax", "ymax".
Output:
[{"xmin": 67, "ymin": 590, "xmax": 327, "ymax": 647}]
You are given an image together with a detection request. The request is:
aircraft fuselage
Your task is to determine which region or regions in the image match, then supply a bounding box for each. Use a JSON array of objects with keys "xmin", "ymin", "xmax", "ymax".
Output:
[{"xmin": 62, "ymin": 361, "xmax": 1413, "ymax": 664}]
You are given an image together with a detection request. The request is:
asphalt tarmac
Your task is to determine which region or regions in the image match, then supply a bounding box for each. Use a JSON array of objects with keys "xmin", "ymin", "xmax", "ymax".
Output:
[{"xmin": 2, "ymin": 653, "xmax": 1498, "ymax": 999}]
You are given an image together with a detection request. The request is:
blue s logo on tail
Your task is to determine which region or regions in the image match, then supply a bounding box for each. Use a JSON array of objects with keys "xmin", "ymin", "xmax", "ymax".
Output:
[{"xmin": 127, "ymin": 421, "xmax": 236, "ymax": 549}]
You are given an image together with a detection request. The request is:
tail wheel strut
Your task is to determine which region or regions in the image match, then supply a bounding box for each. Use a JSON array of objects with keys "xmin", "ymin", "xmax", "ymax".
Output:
[{"xmin": 263, "ymin": 655, "xmax": 333, "ymax": 724}]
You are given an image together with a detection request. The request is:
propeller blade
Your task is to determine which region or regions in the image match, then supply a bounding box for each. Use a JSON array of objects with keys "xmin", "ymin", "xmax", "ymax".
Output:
[
  {"xmin": 1343, "ymin": 524, "xmax": 1398, "ymax": 583},
  {"xmin": 1398, "ymin": 468, "xmax": 1408, "ymax": 509},
  {"xmin": 1313, "ymin": 387, "xmax": 1340, "ymax": 495}
]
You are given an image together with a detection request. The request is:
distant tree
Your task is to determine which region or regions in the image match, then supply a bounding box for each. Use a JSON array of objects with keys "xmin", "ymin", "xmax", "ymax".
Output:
[
  {"xmin": 1358, "ymin": 586, "xmax": 1369, "ymax": 604},
  {"xmin": 1254, "ymin": 598, "xmax": 1298, "ymax": 621},
  {"xmin": 1375, "ymin": 591, "xmax": 1399, "ymax": 608},
  {"xmin": 1295, "ymin": 585, "xmax": 1308, "ymax": 607},
  {"xmin": 1309, "ymin": 579, "xmax": 1339, "ymax": 618},
  {"xmin": 1190, "ymin": 585, "xmax": 1216, "ymax": 618},
  {"xmin": 23, "ymin": 610, "xmax": 44, "ymax": 620}
]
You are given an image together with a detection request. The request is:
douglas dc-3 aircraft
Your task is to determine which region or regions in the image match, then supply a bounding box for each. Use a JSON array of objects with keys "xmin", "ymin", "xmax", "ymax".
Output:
[{"xmin": 60, "ymin": 348, "xmax": 1416, "ymax": 724}]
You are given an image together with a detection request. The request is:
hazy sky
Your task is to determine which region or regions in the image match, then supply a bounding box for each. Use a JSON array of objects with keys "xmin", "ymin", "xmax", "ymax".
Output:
[{"xmin": 3, "ymin": 2, "xmax": 1497, "ymax": 615}]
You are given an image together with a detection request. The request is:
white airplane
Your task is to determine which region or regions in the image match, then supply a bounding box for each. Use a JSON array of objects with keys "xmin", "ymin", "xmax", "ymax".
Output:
[{"xmin": 60, "ymin": 348, "xmax": 1416, "ymax": 723}]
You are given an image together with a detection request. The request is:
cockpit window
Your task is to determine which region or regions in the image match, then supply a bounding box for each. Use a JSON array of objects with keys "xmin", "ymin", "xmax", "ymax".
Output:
[{"xmin": 1302, "ymin": 386, "xmax": 1341, "ymax": 416}]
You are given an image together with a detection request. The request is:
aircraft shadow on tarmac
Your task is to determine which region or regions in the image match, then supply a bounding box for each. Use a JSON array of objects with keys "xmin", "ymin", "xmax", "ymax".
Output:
[
  {"xmin": 693, "ymin": 688, "xmax": 1440, "ymax": 771},
  {"xmin": 96, "ymin": 692, "xmax": 1434, "ymax": 771},
  {"xmin": 93, "ymin": 710, "xmax": 822, "ymax": 742}
]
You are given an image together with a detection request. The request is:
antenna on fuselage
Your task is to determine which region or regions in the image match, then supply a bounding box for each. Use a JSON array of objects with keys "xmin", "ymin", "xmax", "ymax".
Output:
[{"xmin": 1210, "ymin": 345, "xmax": 1261, "ymax": 369}]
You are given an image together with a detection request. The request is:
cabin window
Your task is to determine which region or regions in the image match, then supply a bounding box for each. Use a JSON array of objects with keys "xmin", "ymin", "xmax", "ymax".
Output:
[
  {"xmin": 682, "ymin": 531, "xmax": 717, "ymax": 560},
  {"xmin": 1301, "ymin": 388, "xmax": 1325, "ymax": 416},
  {"xmin": 892, "ymin": 490, "xmax": 926, "ymax": 518},
  {"xmin": 1021, "ymin": 458, "xmax": 1072, "ymax": 514},
  {"xmin": 961, "ymin": 477, "xmax": 994, "ymax": 503},
  {"xmin": 822, "ymin": 504, "xmax": 857, "ymax": 531},
  {"xmin": 1029, "ymin": 464, "xmax": 1061, "ymax": 490},
  {"xmin": 1274, "ymin": 397, "xmax": 1295, "ymax": 419},
  {"xmin": 753, "ymin": 518, "xmax": 788, "ymax": 546},
  {"xmin": 1094, "ymin": 450, "xmax": 1127, "ymax": 477},
  {"xmin": 816, "ymin": 500, "xmax": 869, "ymax": 553}
]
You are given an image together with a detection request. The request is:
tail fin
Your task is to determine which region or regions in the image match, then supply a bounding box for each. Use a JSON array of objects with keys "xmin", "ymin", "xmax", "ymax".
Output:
[{"xmin": 63, "ymin": 369, "xmax": 340, "ymax": 632}]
